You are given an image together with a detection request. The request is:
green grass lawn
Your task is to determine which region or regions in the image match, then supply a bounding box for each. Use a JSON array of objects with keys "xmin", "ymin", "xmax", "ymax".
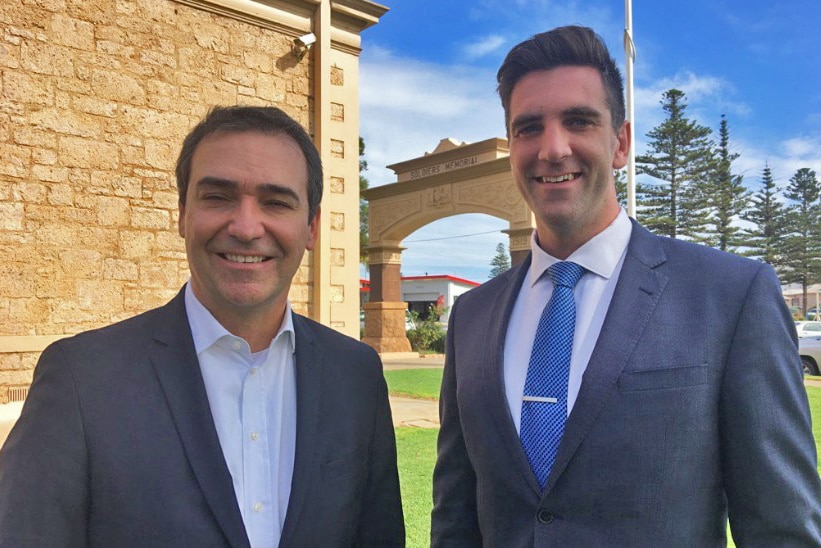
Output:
[
  {"xmin": 384, "ymin": 368, "xmax": 443, "ymax": 400},
  {"xmin": 392, "ymin": 374, "xmax": 821, "ymax": 548}
]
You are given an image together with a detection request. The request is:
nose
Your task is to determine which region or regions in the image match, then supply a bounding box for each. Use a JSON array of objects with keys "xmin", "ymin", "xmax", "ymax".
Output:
[
  {"xmin": 537, "ymin": 122, "xmax": 571, "ymax": 163},
  {"xmin": 227, "ymin": 198, "xmax": 265, "ymax": 242}
]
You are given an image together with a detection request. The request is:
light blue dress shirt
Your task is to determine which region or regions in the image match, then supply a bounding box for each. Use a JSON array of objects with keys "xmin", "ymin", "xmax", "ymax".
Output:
[
  {"xmin": 185, "ymin": 284, "xmax": 297, "ymax": 548},
  {"xmin": 504, "ymin": 210, "xmax": 632, "ymax": 432}
]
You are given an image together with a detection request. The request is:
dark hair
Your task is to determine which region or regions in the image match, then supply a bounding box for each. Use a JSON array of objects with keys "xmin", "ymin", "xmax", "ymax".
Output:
[
  {"xmin": 497, "ymin": 25, "xmax": 625, "ymax": 132},
  {"xmin": 175, "ymin": 105, "xmax": 323, "ymax": 222}
]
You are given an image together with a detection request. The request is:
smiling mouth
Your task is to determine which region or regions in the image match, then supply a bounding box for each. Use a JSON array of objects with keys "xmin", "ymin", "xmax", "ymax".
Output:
[
  {"xmin": 535, "ymin": 173, "xmax": 580, "ymax": 183},
  {"xmin": 221, "ymin": 253, "xmax": 271, "ymax": 264}
]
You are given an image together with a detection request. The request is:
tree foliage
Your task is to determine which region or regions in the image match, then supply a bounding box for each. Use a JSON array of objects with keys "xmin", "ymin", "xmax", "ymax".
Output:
[
  {"xmin": 359, "ymin": 136, "xmax": 369, "ymax": 265},
  {"xmin": 742, "ymin": 164, "xmax": 785, "ymax": 265},
  {"xmin": 489, "ymin": 242, "xmax": 511, "ymax": 278},
  {"xmin": 703, "ymin": 115, "xmax": 750, "ymax": 251},
  {"xmin": 636, "ymin": 89, "xmax": 714, "ymax": 240},
  {"xmin": 779, "ymin": 168, "xmax": 821, "ymax": 314}
]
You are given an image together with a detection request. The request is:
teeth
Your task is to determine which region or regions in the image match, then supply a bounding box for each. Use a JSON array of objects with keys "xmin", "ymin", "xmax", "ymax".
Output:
[
  {"xmin": 224, "ymin": 254, "xmax": 266, "ymax": 263},
  {"xmin": 539, "ymin": 174, "xmax": 576, "ymax": 183}
]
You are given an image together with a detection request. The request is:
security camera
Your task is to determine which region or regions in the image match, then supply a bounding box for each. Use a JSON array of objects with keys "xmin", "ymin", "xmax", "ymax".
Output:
[
  {"xmin": 292, "ymin": 33, "xmax": 316, "ymax": 60},
  {"xmin": 295, "ymin": 33, "xmax": 316, "ymax": 47}
]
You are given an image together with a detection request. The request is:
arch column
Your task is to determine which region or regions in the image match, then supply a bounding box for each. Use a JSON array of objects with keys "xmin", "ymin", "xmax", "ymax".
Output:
[
  {"xmin": 504, "ymin": 226, "xmax": 534, "ymax": 266},
  {"xmin": 363, "ymin": 245, "xmax": 413, "ymax": 355}
]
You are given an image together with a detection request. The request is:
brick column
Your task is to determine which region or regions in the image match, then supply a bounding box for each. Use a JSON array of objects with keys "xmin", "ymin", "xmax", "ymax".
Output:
[{"xmin": 363, "ymin": 246, "xmax": 414, "ymax": 355}]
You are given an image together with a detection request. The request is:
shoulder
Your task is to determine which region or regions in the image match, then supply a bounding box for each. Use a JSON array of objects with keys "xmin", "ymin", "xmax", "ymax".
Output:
[
  {"xmin": 631, "ymin": 222, "xmax": 771, "ymax": 282},
  {"xmin": 44, "ymin": 296, "xmax": 181, "ymax": 360},
  {"xmin": 292, "ymin": 313, "xmax": 380, "ymax": 361}
]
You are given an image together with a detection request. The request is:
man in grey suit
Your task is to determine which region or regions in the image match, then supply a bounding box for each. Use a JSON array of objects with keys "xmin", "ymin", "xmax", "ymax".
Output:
[
  {"xmin": 431, "ymin": 26, "xmax": 821, "ymax": 546},
  {"xmin": 0, "ymin": 106, "xmax": 404, "ymax": 547}
]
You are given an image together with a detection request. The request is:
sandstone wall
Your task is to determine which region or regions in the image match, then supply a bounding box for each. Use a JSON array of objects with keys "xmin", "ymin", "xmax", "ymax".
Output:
[{"xmin": 0, "ymin": 0, "xmax": 370, "ymax": 401}]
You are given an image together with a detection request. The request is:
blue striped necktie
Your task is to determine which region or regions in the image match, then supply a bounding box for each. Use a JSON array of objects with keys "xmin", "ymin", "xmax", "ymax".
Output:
[{"xmin": 520, "ymin": 261, "xmax": 585, "ymax": 489}]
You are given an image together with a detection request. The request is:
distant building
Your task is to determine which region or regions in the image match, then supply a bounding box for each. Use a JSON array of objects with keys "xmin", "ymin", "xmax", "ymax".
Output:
[
  {"xmin": 782, "ymin": 283, "xmax": 821, "ymax": 318},
  {"xmin": 361, "ymin": 275, "xmax": 480, "ymax": 325}
]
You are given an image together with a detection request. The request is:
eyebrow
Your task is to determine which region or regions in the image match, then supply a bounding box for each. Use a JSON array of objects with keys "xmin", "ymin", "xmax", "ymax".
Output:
[
  {"xmin": 510, "ymin": 106, "xmax": 604, "ymax": 130},
  {"xmin": 195, "ymin": 177, "xmax": 302, "ymax": 203}
]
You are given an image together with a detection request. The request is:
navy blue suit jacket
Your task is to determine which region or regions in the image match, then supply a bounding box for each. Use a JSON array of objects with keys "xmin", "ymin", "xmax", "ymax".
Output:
[
  {"xmin": 432, "ymin": 220, "xmax": 821, "ymax": 546},
  {"xmin": 0, "ymin": 289, "xmax": 404, "ymax": 547}
]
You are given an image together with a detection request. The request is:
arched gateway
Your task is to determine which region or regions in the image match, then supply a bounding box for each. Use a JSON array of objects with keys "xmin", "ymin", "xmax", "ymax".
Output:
[{"xmin": 361, "ymin": 137, "xmax": 535, "ymax": 355}]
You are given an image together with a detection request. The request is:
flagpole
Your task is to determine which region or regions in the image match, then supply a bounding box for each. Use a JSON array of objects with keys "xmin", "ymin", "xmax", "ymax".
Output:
[{"xmin": 624, "ymin": 0, "xmax": 637, "ymax": 218}]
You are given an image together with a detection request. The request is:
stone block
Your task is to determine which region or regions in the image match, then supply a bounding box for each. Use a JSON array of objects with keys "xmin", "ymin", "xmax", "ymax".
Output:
[
  {"xmin": 32, "ymin": 165, "xmax": 69, "ymax": 184},
  {"xmin": 119, "ymin": 230, "xmax": 156, "ymax": 259},
  {"xmin": 29, "ymin": 108, "xmax": 100, "ymax": 138},
  {"xmin": 130, "ymin": 206, "xmax": 169, "ymax": 230},
  {"xmin": 102, "ymin": 257, "xmax": 138, "ymax": 281},
  {"xmin": 20, "ymin": 40, "xmax": 74, "ymax": 77},
  {"xmin": 14, "ymin": 182, "xmax": 46, "ymax": 203},
  {"xmin": 95, "ymin": 196, "xmax": 131, "ymax": 226},
  {"xmin": 51, "ymin": 13, "xmax": 94, "ymax": 50},
  {"xmin": 3, "ymin": 70, "xmax": 53, "ymax": 105},
  {"xmin": 59, "ymin": 136, "xmax": 119, "ymax": 169},
  {"xmin": 0, "ymin": 143, "xmax": 30, "ymax": 178},
  {"xmin": 76, "ymin": 279, "xmax": 123, "ymax": 311},
  {"xmin": 90, "ymin": 68, "xmax": 146, "ymax": 104},
  {"xmin": 0, "ymin": 203, "xmax": 24, "ymax": 230}
]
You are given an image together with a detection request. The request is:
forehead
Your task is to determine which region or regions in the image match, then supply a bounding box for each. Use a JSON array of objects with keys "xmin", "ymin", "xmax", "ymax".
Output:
[
  {"xmin": 190, "ymin": 131, "xmax": 308, "ymax": 192},
  {"xmin": 509, "ymin": 66, "xmax": 610, "ymax": 119}
]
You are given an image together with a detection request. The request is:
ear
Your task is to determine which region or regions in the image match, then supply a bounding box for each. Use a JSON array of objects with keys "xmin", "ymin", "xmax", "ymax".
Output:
[
  {"xmin": 178, "ymin": 200, "xmax": 186, "ymax": 239},
  {"xmin": 305, "ymin": 206, "xmax": 320, "ymax": 251},
  {"xmin": 612, "ymin": 120, "xmax": 631, "ymax": 170}
]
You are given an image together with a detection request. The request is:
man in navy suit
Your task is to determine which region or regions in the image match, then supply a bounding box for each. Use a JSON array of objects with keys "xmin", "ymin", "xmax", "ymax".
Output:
[
  {"xmin": 0, "ymin": 106, "xmax": 404, "ymax": 547},
  {"xmin": 431, "ymin": 26, "xmax": 821, "ymax": 546}
]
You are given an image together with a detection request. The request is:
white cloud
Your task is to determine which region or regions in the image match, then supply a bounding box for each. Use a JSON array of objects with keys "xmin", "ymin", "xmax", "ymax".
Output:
[
  {"xmin": 360, "ymin": 48, "xmax": 506, "ymax": 189},
  {"xmin": 461, "ymin": 35, "xmax": 507, "ymax": 60}
]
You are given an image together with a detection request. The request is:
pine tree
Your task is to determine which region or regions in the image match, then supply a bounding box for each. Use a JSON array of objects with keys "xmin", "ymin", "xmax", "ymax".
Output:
[
  {"xmin": 359, "ymin": 137, "xmax": 370, "ymax": 265},
  {"xmin": 636, "ymin": 89, "xmax": 714, "ymax": 240},
  {"xmin": 780, "ymin": 168, "xmax": 821, "ymax": 315},
  {"xmin": 742, "ymin": 163, "xmax": 785, "ymax": 265},
  {"xmin": 615, "ymin": 169, "xmax": 628, "ymax": 209},
  {"xmin": 489, "ymin": 243, "xmax": 511, "ymax": 278},
  {"xmin": 703, "ymin": 115, "xmax": 750, "ymax": 252}
]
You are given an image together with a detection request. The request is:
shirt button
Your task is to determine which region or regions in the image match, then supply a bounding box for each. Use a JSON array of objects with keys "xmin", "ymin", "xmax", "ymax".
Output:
[
  {"xmin": 253, "ymin": 502, "xmax": 263, "ymax": 513},
  {"xmin": 249, "ymin": 368, "xmax": 258, "ymax": 376},
  {"xmin": 232, "ymin": 340, "xmax": 242, "ymax": 351},
  {"xmin": 250, "ymin": 431, "xmax": 259, "ymax": 441},
  {"xmin": 537, "ymin": 510, "xmax": 554, "ymax": 524}
]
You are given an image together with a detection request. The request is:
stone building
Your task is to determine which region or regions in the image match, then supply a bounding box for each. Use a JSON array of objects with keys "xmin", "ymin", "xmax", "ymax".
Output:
[{"xmin": 0, "ymin": 0, "xmax": 386, "ymax": 402}]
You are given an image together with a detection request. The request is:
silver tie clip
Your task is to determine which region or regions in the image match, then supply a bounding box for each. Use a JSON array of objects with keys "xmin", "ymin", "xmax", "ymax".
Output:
[{"xmin": 522, "ymin": 396, "xmax": 558, "ymax": 403}]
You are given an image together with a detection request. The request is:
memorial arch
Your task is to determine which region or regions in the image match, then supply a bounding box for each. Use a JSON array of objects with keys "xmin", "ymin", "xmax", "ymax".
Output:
[{"xmin": 361, "ymin": 137, "xmax": 535, "ymax": 355}]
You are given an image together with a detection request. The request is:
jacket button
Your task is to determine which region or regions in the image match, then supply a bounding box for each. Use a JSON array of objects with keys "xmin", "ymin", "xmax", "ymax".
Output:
[{"xmin": 537, "ymin": 510, "xmax": 554, "ymax": 524}]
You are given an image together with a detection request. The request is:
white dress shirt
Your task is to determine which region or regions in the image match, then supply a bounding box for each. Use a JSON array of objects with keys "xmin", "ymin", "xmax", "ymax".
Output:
[
  {"xmin": 185, "ymin": 284, "xmax": 297, "ymax": 548},
  {"xmin": 504, "ymin": 210, "xmax": 632, "ymax": 433}
]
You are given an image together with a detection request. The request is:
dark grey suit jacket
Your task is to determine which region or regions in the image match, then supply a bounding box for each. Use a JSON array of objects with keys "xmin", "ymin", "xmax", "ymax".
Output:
[
  {"xmin": 432, "ymin": 220, "xmax": 821, "ymax": 547},
  {"xmin": 0, "ymin": 289, "xmax": 404, "ymax": 547}
]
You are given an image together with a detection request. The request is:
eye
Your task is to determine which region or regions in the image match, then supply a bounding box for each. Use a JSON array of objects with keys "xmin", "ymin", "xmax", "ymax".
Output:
[
  {"xmin": 566, "ymin": 118, "xmax": 595, "ymax": 129},
  {"xmin": 512, "ymin": 123, "xmax": 542, "ymax": 138},
  {"xmin": 201, "ymin": 192, "xmax": 230, "ymax": 202}
]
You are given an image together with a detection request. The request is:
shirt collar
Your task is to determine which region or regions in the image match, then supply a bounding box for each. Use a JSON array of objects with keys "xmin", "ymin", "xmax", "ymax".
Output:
[
  {"xmin": 529, "ymin": 208, "xmax": 633, "ymax": 287},
  {"xmin": 184, "ymin": 282, "xmax": 296, "ymax": 356}
]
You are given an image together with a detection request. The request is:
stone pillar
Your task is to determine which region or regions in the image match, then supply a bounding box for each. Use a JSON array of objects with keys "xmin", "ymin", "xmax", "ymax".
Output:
[
  {"xmin": 363, "ymin": 245, "xmax": 414, "ymax": 356},
  {"xmin": 505, "ymin": 227, "xmax": 534, "ymax": 266}
]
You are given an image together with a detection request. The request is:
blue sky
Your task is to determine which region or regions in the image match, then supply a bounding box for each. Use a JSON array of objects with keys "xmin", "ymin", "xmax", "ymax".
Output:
[{"xmin": 358, "ymin": 0, "xmax": 821, "ymax": 282}]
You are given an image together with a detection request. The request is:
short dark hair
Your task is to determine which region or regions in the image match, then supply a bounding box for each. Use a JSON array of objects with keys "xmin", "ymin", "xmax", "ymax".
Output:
[
  {"xmin": 175, "ymin": 105, "xmax": 323, "ymax": 222},
  {"xmin": 497, "ymin": 25, "xmax": 625, "ymax": 132}
]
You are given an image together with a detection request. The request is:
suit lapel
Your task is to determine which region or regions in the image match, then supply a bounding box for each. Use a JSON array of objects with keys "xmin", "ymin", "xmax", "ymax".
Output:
[
  {"xmin": 482, "ymin": 258, "xmax": 546, "ymax": 491},
  {"xmin": 279, "ymin": 315, "xmax": 321, "ymax": 546},
  {"xmin": 544, "ymin": 221, "xmax": 669, "ymax": 494},
  {"xmin": 149, "ymin": 290, "xmax": 251, "ymax": 548}
]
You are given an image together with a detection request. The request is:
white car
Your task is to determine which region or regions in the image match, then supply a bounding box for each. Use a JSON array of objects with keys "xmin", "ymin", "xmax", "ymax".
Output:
[
  {"xmin": 794, "ymin": 321, "xmax": 821, "ymax": 338},
  {"xmin": 798, "ymin": 336, "xmax": 821, "ymax": 375}
]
